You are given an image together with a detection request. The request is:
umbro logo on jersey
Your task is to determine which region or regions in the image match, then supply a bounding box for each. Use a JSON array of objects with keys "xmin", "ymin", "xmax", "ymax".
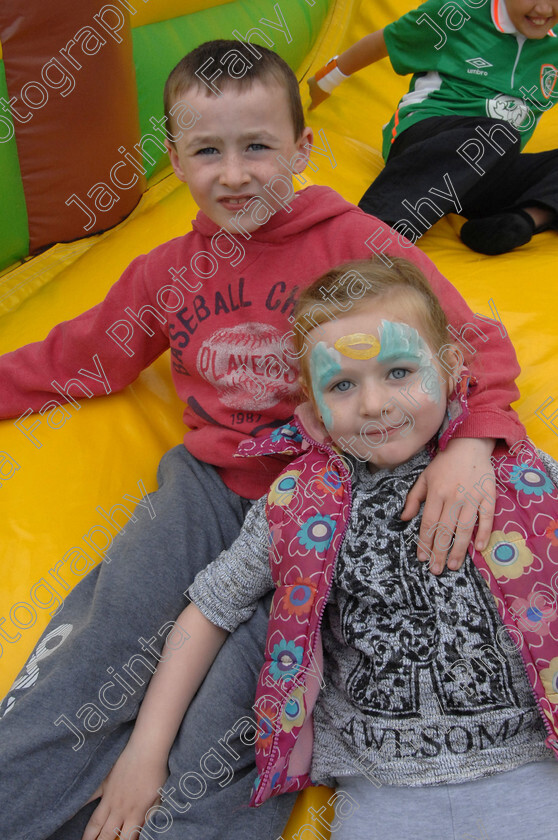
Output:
[
  {"xmin": 466, "ymin": 57, "xmax": 493, "ymax": 76},
  {"xmin": 466, "ymin": 57, "xmax": 493, "ymax": 69}
]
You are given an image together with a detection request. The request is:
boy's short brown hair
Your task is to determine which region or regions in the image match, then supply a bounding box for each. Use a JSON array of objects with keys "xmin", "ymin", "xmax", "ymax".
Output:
[{"xmin": 164, "ymin": 40, "xmax": 305, "ymax": 142}]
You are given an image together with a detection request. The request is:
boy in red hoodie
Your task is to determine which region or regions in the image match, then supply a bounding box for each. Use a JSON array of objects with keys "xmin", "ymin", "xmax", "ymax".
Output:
[{"xmin": 0, "ymin": 40, "xmax": 525, "ymax": 840}]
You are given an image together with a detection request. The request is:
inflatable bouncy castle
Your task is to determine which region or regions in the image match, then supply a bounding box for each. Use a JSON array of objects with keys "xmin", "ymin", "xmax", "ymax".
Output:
[{"xmin": 1, "ymin": 0, "xmax": 557, "ymax": 835}]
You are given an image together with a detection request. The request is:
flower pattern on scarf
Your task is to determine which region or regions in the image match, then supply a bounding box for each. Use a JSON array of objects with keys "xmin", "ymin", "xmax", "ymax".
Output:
[{"xmin": 481, "ymin": 530, "xmax": 534, "ymax": 580}]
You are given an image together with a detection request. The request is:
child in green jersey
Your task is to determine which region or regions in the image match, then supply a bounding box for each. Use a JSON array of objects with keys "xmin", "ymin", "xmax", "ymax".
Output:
[{"xmin": 309, "ymin": 0, "xmax": 558, "ymax": 255}]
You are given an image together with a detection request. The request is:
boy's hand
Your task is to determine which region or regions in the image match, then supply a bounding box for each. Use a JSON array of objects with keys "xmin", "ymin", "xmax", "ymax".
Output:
[
  {"xmin": 308, "ymin": 75, "xmax": 331, "ymax": 110},
  {"xmin": 82, "ymin": 742, "xmax": 168, "ymax": 840},
  {"xmin": 401, "ymin": 437, "xmax": 496, "ymax": 575}
]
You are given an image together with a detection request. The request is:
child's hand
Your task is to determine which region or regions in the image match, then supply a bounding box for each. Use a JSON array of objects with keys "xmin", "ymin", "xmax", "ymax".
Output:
[
  {"xmin": 308, "ymin": 76, "xmax": 331, "ymax": 110},
  {"xmin": 401, "ymin": 438, "xmax": 496, "ymax": 575},
  {"xmin": 82, "ymin": 742, "xmax": 168, "ymax": 840}
]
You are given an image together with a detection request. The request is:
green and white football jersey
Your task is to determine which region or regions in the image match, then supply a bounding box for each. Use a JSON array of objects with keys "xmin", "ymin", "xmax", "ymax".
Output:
[{"xmin": 382, "ymin": 0, "xmax": 557, "ymax": 159}]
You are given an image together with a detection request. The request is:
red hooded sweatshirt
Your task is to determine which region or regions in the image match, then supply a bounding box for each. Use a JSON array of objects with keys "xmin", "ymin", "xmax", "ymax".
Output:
[{"xmin": 0, "ymin": 186, "xmax": 524, "ymax": 498}]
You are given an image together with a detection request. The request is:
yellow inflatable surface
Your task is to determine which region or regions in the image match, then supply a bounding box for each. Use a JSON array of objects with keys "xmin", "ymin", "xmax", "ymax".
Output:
[{"xmin": 1, "ymin": 0, "xmax": 558, "ymax": 836}]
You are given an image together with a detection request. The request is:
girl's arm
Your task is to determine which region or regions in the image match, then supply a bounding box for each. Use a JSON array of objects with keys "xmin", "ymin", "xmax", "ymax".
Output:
[
  {"xmin": 308, "ymin": 30, "xmax": 388, "ymax": 109},
  {"xmin": 81, "ymin": 494, "xmax": 272, "ymax": 840},
  {"xmin": 82, "ymin": 604, "xmax": 228, "ymax": 840}
]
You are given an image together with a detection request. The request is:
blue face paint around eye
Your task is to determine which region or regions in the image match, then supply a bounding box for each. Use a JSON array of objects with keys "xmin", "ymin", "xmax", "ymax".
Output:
[
  {"xmin": 377, "ymin": 320, "xmax": 441, "ymax": 402},
  {"xmin": 309, "ymin": 341, "xmax": 341, "ymax": 431},
  {"xmin": 377, "ymin": 320, "xmax": 424, "ymax": 362}
]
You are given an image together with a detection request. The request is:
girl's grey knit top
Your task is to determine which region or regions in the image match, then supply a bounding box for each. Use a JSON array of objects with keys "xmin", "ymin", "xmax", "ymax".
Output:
[{"xmin": 189, "ymin": 449, "xmax": 552, "ymax": 787}]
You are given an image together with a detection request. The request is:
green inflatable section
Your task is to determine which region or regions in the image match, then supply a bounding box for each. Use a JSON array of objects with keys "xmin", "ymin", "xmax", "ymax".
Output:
[
  {"xmin": 131, "ymin": 0, "xmax": 330, "ymax": 179},
  {"xmin": 0, "ymin": 60, "xmax": 29, "ymax": 274}
]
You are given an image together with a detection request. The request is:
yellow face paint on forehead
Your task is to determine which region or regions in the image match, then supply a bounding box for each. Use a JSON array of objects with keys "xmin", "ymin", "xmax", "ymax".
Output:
[{"xmin": 333, "ymin": 333, "xmax": 381, "ymax": 360}]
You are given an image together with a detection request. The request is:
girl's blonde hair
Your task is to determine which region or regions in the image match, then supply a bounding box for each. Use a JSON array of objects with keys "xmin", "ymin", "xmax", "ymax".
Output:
[{"xmin": 293, "ymin": 256, "xmax": 454, "ymax": 389}]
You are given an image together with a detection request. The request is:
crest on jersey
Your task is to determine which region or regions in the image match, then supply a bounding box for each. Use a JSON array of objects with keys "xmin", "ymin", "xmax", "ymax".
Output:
[
  {"xmin": 540, "ymin": 64, "xmax": 558, "ymax": 100},
  {"xmin": 486, "ymin": 94, "xmax": 531, "ymax": 128}
]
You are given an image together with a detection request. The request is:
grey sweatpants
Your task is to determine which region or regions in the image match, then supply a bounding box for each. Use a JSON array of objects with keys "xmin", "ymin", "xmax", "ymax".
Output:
[
  {"xmin": 0, "ymin": 446, "xmax": 296, "ymax": 840},
  {"xmin": 330, "ymin": 759, "xmax": 558, "ymax": 839}
]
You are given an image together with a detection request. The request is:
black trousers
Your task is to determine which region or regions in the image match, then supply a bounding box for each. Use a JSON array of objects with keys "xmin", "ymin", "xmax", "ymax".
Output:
[{"xmin": 359, "ymin": 116, "xmax": 558, "ymax": 239}]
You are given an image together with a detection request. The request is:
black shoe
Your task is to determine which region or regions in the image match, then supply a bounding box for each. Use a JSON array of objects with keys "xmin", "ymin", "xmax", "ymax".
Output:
[{"xmin": 460, "ymin": 210, "xmax": 535, "ymax": 255}]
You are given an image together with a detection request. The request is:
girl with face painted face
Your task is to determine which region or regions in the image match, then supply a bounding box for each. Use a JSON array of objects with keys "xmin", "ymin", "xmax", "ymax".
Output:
[{"xmin": 83, "ymin": 258, "xmax": 558, "ymax": 840}]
